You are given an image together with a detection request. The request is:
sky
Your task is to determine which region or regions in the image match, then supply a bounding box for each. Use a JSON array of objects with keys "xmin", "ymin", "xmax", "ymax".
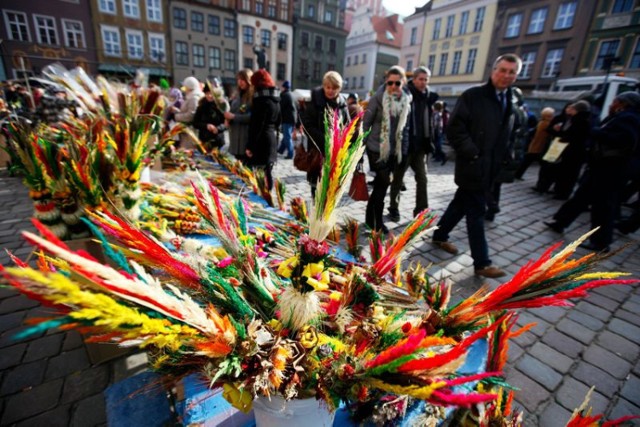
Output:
[{"xmin": 382, "ymin": 0, "xmax": 429, "ymax": 17}]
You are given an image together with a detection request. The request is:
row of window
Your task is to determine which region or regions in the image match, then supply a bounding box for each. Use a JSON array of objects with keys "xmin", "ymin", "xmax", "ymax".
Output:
[
  {"xmin": 172, "ymin": 8, "xmax": 236, "ymax": 37},
  {"xmin": 175, "ymin": 42, "xmax": 235, "ymax": 70},
  {"xmin": 345, "ymin": 53, "xmax": 366, "ymax": 66},
  {"xmin": 426, "ymin": 48, "xmax": 479, "ymax": 76},
  {"xmin": 239, "ymin": 0, "xmax": 290, "ymax": 21},
  {"xmin": 595, "ymin": 38, "xmax": 640, "ymax": 70},
  {"xmin": 242, "ymin": 26, "xmax": 288, "ymax": 50},
  {"xmin": 101, "ymin": 25, "xmax": 165, "ymax": 61},
  {"xmin": 98, "ymin": 0, "xmax": 162, "ymax": 22},
  {"xmin": 298, "ymin": 59, "xmax": 335, "ymax": 80},
  {"xmin": 342, "ymin": 76, "xmax": 365, "ymax": 90},
  {"xmin": 505, "ymin": 1, "xmax": 576, "ymax": 39},
  {"xmin": 304, "ymin": 3, "xmax": 334, "ymax": 25},
  {"xmin": 299, "ymin": 32, "xmax": 337, "ymax": 53},
  {"xmin": 241, "ymin": 58, "xmax": 286, "ymax": 80},
  {"xmin": 3, "ymin": 10, "xmax": 87, "ymax": 48},
  {"xmin": 431, "ymin": 7, "xmax": 485, "ymax": 41}
]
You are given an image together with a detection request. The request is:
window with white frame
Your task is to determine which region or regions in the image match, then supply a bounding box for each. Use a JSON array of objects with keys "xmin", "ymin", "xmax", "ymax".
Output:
[
  {"xmin": 146, "ymin": 0, "xmax": 162, "ymax": 22},
  {"xmin": 101, "ymin": 25, "xmax": 121, "ymax": 57},
  {"xmin": 410, "ymin": 27, "xmax": 417, "ymax": 45},
  {"xmin": 505, "ymin": 13, "xmax": 522, "ymax": 38},
  {"xmin": 407, "ymin": 59, "xmax": 413, "ymax": 72},
  {"xmin": 351, "ymin": 77, "xmax": 356, "ymax": 89},
  {"xmin": 277, "ymin": 63, "xmax": 285, "ymax": 80},
  {"xmin": 244, "ymin": 57, "xmax": 254, "ymax": 69},
  {"xmin": 241, "ymin": 0, "xmax": 250, "ymax": 11},
  {"xmin": 594, "ymin": 40, "xmax": 620, "ymax": 70},
  {"xmin": 191, "ymin": 11, "xmax": 204, "ymax": 32},
  {"xmin": 542, "ymin": 48, "xmax": 563, "ymax": 77},
  {"xmin": 612, "ymin": 0, "xmax": 633, "ymax": 13},
  {"xmin": 432, "ymin": 18, "xmax": 441, "ymax": 40},
  {"xmin": 193, "ymin": 44, "xmax": 205, "ymax": 67},
  {"xmin": 243, "ymin": 26, "xmax": 254, "ymax": 44},
  {"xmin": 175, "ymin": 41, "xmax": 188, "ymax": 65},
  {"xmin": 465, "ymin": 48, "xmax": 477, "ymax": 73},
  {"xmin": 126, "ymin": 30, "xmax": 143, "ymax": 59},
  {"xmin": 224, "ymin": 49, "xmax": 235, "ymax": 71},
  {"xmin": 630, "ymin": 39, "xmax": 640, "ymax": 68},
  {"xmin": 328, "ymin": 38, "xmax": 335, "ymax": 53},
  {"xmin": 313, "ymin": 61, "xmax": 321, "ymax": 80},
  {"xmin": 362, "ymin": 53, "xmax": 366, "ymax": 63},
  {"xmin": 149, "ymin": 33, "xmax": 165, "ymax": 62},
  {"xmin": 354, "ymin": 54, "xmax": 358, "ymax": 65},
  {"xmin": 428, "ymin": 54, "xmax": 436, "ymax": 72},
  {"xmin": 280, "ymin": 0, "xmax": 289, "ymax": 20},
  {"xmin": 34, "ymin": 15, "xmax": 58, "ymax": 45},
  {"xmin": 343, "ymin": 79, "xmax": 349, "ymax": 89},
  {"xmin": 209, "ymin": 47, "xmax": 221, "ymax": 69},
  {"xmin": 445, "ymin": 15, "xmax": 455, "ymax": 38},
  {"xmin": 359, "ymin": 76, "xmax": 364, "ymax": 88},
  {"xmin": 256, "ymin": 0, "xmax": 263, "ymax": 14},
  {"xmin": 261, "ymin": 29, "xmax": 271, "ymax": 47},
  {"xmin": 459, "ymin": 11, "xmax": 469, "ymax": 35},
  {"xmin": 99, "ymin": 0, "xmax": 116, "ymax": 14},
  {"xmin": 314, "ymin": 35, "xmax": 322, "ymax": 50},
  {"xmin": 62, "ymin": 19, "xmax": 85, "ymax": 48},
  {"xmin": 451, "ymin": 50, "xmax": 462, "ymax": 75},
  {"xmin": 520, "ymin": 51, "xmax": 536, "ymax": 78},
  {"xmin": 301, "ymin": 32, "xmax": 309, "ymax": 47},
  {"xmin": 325, "ymin": 10, "xmax": 333, "ymax": 23},
  {"xmin": 308, "ymin": 4, "xmax": 315, "ymax": 18},
  {"xmin": 554, "ymin": 2, "xmax": 576, "ymax": 30},
  {"xmin": 4, "ymin": 11, "xmax": 31, "ymax": 42},
  {"xmin": 439, "ymin": 52, "xmax": 448, "ymax": 75},
  {"xmin": 268, "ymin": 0, "xmax": 277, "ymax": 18},
  {"xmin": 123, "ymin": 0, "xmax": 140, "ymax": 18},
  {"xmin": 346, "ymin": 56, "xmax": 350, "ymax": 66},
  {"xmin": 300, "ymin": 59, "xmax": 308, "ymax": 77},
  {"xmin": 527, "ymin": 7, "xmax": 548, "ymax": 34},
  {"xmin": 473, "ymin": 7, "xmax": 485, "ymax": 32}
]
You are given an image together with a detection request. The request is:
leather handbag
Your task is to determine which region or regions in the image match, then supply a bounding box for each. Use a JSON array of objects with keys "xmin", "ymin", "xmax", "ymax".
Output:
[{"xmin": 349, "ymin": 164, "xmax": 369, "ymax": 201}]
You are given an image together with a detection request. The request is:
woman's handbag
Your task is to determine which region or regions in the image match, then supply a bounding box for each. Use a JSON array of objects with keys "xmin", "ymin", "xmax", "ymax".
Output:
[
  {"xmin": 294, "ymin": 144, "xmax": 322, "ymax": 172},
  {"xmin": 542, "ymin": 137, "xmax": 569, "ymax": 163},
  {"xmin": 349, "ymin": 164, "xmax": 369, "ymax": 201}
]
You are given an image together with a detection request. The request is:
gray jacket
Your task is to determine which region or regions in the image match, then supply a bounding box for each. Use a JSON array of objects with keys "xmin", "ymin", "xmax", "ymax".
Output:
[{"xmin": 227, "ymin": 93, "xmax": 252, "ymax": 157}]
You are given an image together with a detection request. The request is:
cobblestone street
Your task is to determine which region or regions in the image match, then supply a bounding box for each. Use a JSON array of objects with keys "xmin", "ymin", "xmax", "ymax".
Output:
[{"xmin": 0, "ymin": 151, "xmax": 638, "ymax": 426}]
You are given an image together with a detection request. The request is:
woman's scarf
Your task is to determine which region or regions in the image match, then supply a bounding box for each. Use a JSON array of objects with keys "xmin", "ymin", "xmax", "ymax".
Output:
[{"xmin": 379, "ymin": 89, "xmax": 411, "ymax": 163}]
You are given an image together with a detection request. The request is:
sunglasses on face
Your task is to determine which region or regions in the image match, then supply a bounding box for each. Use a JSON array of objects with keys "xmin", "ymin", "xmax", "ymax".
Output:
[{"xmin": 386, "ymin": 80, "xmax": 402, "ymax": 87}]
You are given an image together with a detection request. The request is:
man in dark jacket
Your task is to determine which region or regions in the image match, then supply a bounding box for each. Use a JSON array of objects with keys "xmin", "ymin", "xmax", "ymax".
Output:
[
  {"xmin": 388, "ymin": 66, "xmax": 438, "ymax": 221},
  {"xmin": 431, "ymin": 54, "xmax": 522, "ymax": 279},
  {"xmin": 278, "ymin": 80, "xmax": 297, "ymax": 159}
]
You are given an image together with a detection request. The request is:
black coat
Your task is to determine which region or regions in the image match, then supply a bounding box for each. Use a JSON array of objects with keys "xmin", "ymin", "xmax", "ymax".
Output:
[
  {"xmin": 406, "ymin": 80, "xmax": 439, "ymax": 153},
  {"xmin": 193, "ymin": 98, "xmax": 227, "ymax": 148},
  {"xmin": 301, "ymin": 87, "xmax": 350, "ymax": 156},
  {"xmin": 548, "ymin": 111, "xmax": 591, "ymax": 167},
  {"xmin": 279, "ymin": 89, "xmax": 297, "ymax": 125},
  {"xmin": 446, "ymin": 80, "xmax": 514, "ymax": 191},
  {"xmin": 247, "ymin": 88, "xmax": 281, "ymax": 166}
]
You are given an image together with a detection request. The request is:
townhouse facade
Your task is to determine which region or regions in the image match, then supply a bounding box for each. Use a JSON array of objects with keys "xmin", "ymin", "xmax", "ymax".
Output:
[
  {"xmin": 419, "ymin": 0, "xmax": 499, "ymax": 95},
  {"xmin": 1, "ymin": 0, "xmax": 98, "ymax": 80},
  {"xmin": 399, "ymin": 3, "xmax": 429, "ymax": 74},
  {"xmin": 488, "ymin": 0, "xmax": 598, "ymax": 92},
  {"xmin": 577, "ymin": 0, "xmax": 640, "ymax": 80},
  {"xmin": 91, "ymin": 0, "xmax": 171, "ymax": 81},
  {"xmin": 292, "ymin": 0, "xmax": 348, "ymax": 90}
]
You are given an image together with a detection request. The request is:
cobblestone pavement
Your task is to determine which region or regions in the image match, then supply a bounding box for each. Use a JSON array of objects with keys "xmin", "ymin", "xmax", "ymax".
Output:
[{"xmin": 0, "ymin": 149, "xmax": 638, "ymax": 426}]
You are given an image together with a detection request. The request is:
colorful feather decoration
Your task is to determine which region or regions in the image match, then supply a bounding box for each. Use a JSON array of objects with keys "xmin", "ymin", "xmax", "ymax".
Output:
[
  {"xmin": 566, "ymin": 387, "xmax": 640, "ymax": 426},
  {"xmin": 309, "ymin": 111, "xmax": 366, "ymax": 242}
]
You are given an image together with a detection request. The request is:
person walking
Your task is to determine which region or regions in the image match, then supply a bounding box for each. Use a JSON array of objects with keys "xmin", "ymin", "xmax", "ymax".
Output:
[
  {"xmin": 246, "ymin": 69, "xmax": 281, "ymax": 190},
  {"xmin": 388, "ymin": 66, "xmax": 438, "ymax": 222},
  {"xmin": 225, "ymin": 69, "xmax": 253, "ymax": 163},
  {"xmin": 431, "ymin": 54, "xmax": 523, "ymax": 279},
  {"xmin": 300, "ymin": 71, "xmax": 350, "ymax": 199},
  {"xmin": 514, "ymin": 107, "xmax": 554, "ymax": 179},
  {"xmin": 363, "ymin": 66, "xmax": 412, "ymax": 233},
  {"xmin": 545, "ymin": 92, "xmax": 640, "ymax": 251},
  {"xmin": 277, "ymin": 81, "xmax": 297, "ymax": 159},
  {"xmin": 432, "ymin": 101, "xmax": 447, "ymax": 165}
]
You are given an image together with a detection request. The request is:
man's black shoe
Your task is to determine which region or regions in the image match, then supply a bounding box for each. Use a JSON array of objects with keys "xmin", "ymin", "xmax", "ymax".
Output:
[
  {"xmin": 388, "ymin": 209, "xmax": 400, "ymax": 222},
  {"xmin": 485, "ymin": 212, "xmax": 495, "ymax": 222},
  {"xmin": 544, "ymin": 221, "xmax": 564, "ymax": 233},
  {"xmin": 579, "ymin": 242, "xmax": 610, "ymax": 253}
]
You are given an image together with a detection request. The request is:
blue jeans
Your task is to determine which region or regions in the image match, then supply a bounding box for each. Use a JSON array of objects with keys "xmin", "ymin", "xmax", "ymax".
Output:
[
  {"xmin": 432, "ymin": 187, "xmax": 491, "ymax": 269},
  {"xmin": 278, "ymin": 123, "xmax": 294, "ymax": 157}
]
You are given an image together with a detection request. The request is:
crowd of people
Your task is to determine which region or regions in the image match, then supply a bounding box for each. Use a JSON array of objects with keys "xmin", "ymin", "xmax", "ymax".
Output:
[{"xmin": 1, "ymin": 58, "xmax": 639, "ymax": 277}]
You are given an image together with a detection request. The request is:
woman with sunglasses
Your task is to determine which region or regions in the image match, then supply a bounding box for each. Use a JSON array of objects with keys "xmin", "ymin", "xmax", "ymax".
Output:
[{"xmin": 362, "ymin": 66, "xmax": 412, "ymax": 233}]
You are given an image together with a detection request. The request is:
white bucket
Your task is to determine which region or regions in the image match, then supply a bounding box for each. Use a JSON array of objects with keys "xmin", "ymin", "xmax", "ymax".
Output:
[{"xmin": 253, "ymin": 395, "xmax": 335, "ymax": 427}]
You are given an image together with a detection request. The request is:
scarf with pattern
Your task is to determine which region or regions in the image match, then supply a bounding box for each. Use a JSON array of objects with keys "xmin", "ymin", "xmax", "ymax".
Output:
[{"xmin": 380, "ymin": 89, "xmax": 411, "ymax": 163}]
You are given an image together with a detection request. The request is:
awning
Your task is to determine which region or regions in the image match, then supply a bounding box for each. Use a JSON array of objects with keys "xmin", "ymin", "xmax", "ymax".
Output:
[{"xmin": 97, "ymin": 63, "xmax": 170, "ymax": 77}]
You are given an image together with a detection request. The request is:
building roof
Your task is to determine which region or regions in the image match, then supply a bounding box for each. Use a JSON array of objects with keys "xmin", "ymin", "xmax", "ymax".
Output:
[{"xmin": 372, "ymin": 14, "xmax": 403, "ymax": 48}]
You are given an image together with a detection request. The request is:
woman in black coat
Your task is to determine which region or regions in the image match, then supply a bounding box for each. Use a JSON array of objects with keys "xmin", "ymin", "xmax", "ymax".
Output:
[
  {"xmin": 193, "ymin": 82, "xmax": 227, "ymax": 151},
  {"xmin": 300, "ymin": 71, "xmax": 350, "ymax": 199},
  {"xmin": 246, "ymin": 69, "xmax": 281, "ymax": 190}
]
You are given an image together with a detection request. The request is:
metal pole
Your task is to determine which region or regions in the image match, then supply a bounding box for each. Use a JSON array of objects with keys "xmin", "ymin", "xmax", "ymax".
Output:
[{"xmin": 19, "ymin": 56, "xmax": 35, "ymax": 111}]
